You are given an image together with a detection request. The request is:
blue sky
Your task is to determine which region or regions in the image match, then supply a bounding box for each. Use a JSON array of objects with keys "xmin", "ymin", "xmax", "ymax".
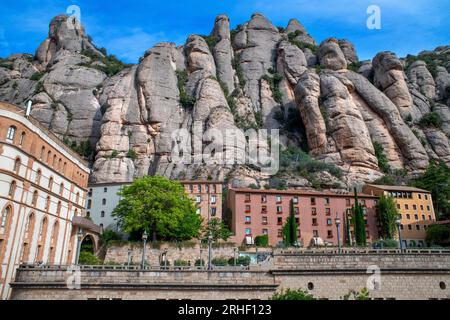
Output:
[{"xmin": 0, "ymin": 0, "xmax": 449, "ymax": 63}]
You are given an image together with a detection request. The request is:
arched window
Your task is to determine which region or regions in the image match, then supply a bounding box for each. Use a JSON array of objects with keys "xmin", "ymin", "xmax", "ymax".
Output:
[
  {"xmin": 47, "ymin": 151, "xmax": 51, "ymax": 163},
  {"xmin": 48, "ymin": 177, "xmax": 54, "ymax": 190},
  {"xmin": 57, "ymin": 201, "xmax": 62, "ymax": 215},
  {"xmin": 76, "ymin": 192, "xmax": 80, "ymax": 204},
  {"xmin": 35, "ymin": 170, "xmax": 42, "ymax": 184},
  {"xmin": 24, "ymin": 213, "xmax": 34, "ymax": 233},
  {"xmin": 39, "ymin": 218, "xmax": 47, "ymax": 236},
  {"xmin": 40, "ymin": 147, "xmax": 45, "ymax": 160},
  {"xmin": 45, "ymin": 196, "xmax": 51, "ymax": 211},
  {"xmin": 101, "ymin": 211, "xmax": 105, "ymax": 218},
  {"xmin": 102, "ymin": 199, "xmax": 106, "ymax": 206},
  {"xmin": 63, "ymin": 162, "xmax": 67, "ymax": 174},
  {"xmin": 58, "ymin": 159, "xmax": 62, "ymax": 171},
  {"xmin": 60, "ymin": 183, "xmax": 64, "ymax": 196},
  {"xmin": 6, "ymin": 126, "xmax": 16, "ymax": 141},
  {"xmin": 87, "ymin": 199, "xmax": 92, "ymax": 209},
  {"xmin": 19, "ymin": 132, "xmax": 26, "ymax": 146},
  {"xmin": 9, "ymin": 181, "xmax": 17, "ymax": 198},
  {"xmin": 1, "ymin": 206, "xmax": 11, "ymax": 228},
  {"xmin": 13, "ymin": 158, "xmax": 21, "ymax": 173},
  {"xmin": 32, "ymin": 191, "xmax": 39, "ymax": 207},
  {"xmin": 52, "ymin": 155, "xmax": 57, "ymax": 167}
]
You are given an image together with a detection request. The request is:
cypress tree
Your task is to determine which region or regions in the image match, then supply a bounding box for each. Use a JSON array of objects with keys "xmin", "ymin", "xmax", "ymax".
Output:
[
  {"xmin": 283, "ymin": 199, "xmax": 298, "ymax": 246},
  {"xmin": 353, "ymin": 189, "xmax": 367, "ymax": 247}
]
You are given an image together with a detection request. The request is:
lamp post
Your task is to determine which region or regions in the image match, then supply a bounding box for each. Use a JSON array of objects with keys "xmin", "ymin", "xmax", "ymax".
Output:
[
  {"xmin": 208, "ymin": 232, "xmax": 213, "ymax": 271},
  {"xmin": 127, "ymin": 248, "xmax": 132, "ymax": 268},
  {"xmin": 234, "ymin": 247, "xmax": 238, "ymax": 267},
  {"xmin": 335, "ymin": 214, "xmax": 342, "ymax": 254},
  {"xmin": 75, "ymin": 228, "xmax": 84, "ymax": 265},
  {"xmin": 396, "ymin": 217, "xmax": 404, "ymax": 251},
  {"xmin": 199, "ymin": 248, "xmax": 204, "ymax": 269},
  {"xmin": 141, "ymin": 230, "xmax": 148, "ymax": 269},
  {"xmin": 162, "ymin": 249, "xmax": 168, "ymax": 269}
]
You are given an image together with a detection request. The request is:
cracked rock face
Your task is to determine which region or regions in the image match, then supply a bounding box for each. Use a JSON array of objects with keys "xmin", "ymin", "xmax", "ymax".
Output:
[{"xmin": 0, "ymin": 13, "xmax": 449, "ymax": 187}]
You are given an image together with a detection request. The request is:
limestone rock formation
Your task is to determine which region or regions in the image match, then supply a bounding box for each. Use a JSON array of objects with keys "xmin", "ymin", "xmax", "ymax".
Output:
[{"xmin": 0, "ymin": 13, "xmax": 449, "ymax": 188}]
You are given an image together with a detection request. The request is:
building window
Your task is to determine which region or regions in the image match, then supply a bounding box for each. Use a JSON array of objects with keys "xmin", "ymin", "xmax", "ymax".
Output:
[
  {"xmin": 327, "ymin": 219, "xmax": 332, "ymax": 226},
  {"xmin": 8, "ymin": 181, "xmax": 17, "ymax": 198},
  {"xmin": 325, "ymin": 208, "xmax": 331, "ymax": 216},
  {"xmin": 422, "ymin": 215, "xmax": 426, "ymax": 220},
  {"xmin": 19, "ymin": 132, "xmax": 26, "ymax": 146},
  {"xmin": 58, "ymin": 159, "xmax": 62, "ymax": 170},
  {"xmin": 48, "ymin": 177, "xmax": 54, "ymax": 190},
  {"xmin": 276, "ymin": 196, "xmax": 282, "ymax": 203},
  {"xmin": 261, "ymin": 195, "xmax": 267, "ymax": 203},
  {"xmin": 293, "ymin": 197, "xmax": 299, "ymax": 204},
  {"xmin": 262, "ymin": 217, "xmax": 268, "ymax": 225},
  {"xmin": 47, "ymin": 151, "xmax": 51, "ymax": 163},
  {"xmin": 60, "ymin": 183, "xmax": 64, "ymax": 196},
  {"xmin": 277, "ymin": 230, "xmax": 283, "ymax": 238},
  {"xmin": 76, "ymin": 192, "xmax": 80, "ymax": 204},
  {"xmin": 277, "ymin": 206, "xmax": 283, "ymax": 214},
  {"xmin": 197, "ymin": 185, "xmax": 202, "ymax": 193},
  {"xmin": 102, "ymin": 199, "xmax": 106, "ymax": 206},
  {"xmin": 211, "ymin": 208, "xmax": 217, "ymax": 217},
  {"xmin": 405, "ymin": 204, "xmax": 409, "ymax": 210},
  {"xmin": 211, "ymin": 195, "xmax": 217, "ymax": 204},
  {"xmin": 427, "ymin": 206, "xmax": 430, "ymax": 212},
  {"xmin": 312, "ymin": 218, "xmax": 318, "ymax": 226},
  {"xmin": 245, "ymin": 216, "xmax": 252, "ymax": 224},
  {"xmin": 101, "ymin": 211, "xmax": 105, "ymax": 218},
  {"xmin": 188, "ymin": 185, "xmax": 193, "ymax": 193},
  {"xmin": 346, "ymin": 199, "xmax": 351, "ymax": 207},
  {"xmin": 56, "ymin": 201, "xmax": 61, "ymax": 215},
  {"xmin": 13, "ymin": 158, "xmax": 21, "ymax": 173},
  {"xmin": 295, "ymin": 218, "xmax": 300, "ymax": 225},
  {"xmin": 416, "ymin": 225, "xmax": 421, "ymax": 231},
  {"xmin": 325, "ymin": 198, "xmax": 330, "ymax": 206},
  {"xmin": 196, "ymin": 196, "xmax": 202, "ymax": 204},
  {"xmin": 6, "ymin": 126, "xmax": 16, "ymax": 141},
  {"xmin": 45, "ymin": 197, "xmax": 51, "ymax": 211},
  {"xmin": 312, "ymin": 208, "xmax": 317, "ymax": 216},
  {"xmin": 52, "ymin": 155, "xmax": 57, "ymax": 167},
  {"xmin": 245, "ymin": 228, "xmax": 252, "ymax": 236},
  {"xmin": 420, "ymin": 205, "xmax": 424, "ymax": 211},
  {"xmin": 415, "ymin": 214, "xmax": 419, "ymax": 220},
  {"xmin": 245, "ymin": 194, "xmax": 251, "ymax": 203},
  {"xmin": 32, "ymin": 191, "xmax": 38, "ymax": 207},
  {"xmin": 277, "ymin": 217, "xmax": 283, "ymax": 226},
  {"xmin": 104, "ymin": 187, "xmax": 108, "ymax": 193},
  {"xmin": 413, "ymin": 205, "xmax": 417, "ymax": 211},
  {"xmin": 313, "ymin": 230, "xmax": 319, "ymax": 237},
  {"xmin": 245, "ymin": 205, "xmax": 251, "ymax": 213},
  {"xmin": 425, "ymin": 195, "xmax": 429, "ymax": 200},
  {"xmin": 418, "ymin": 194, "xmax": 422, "ymax": 200},
  {"xmin": 205, "ymin": 185, "xmax": 209, "ymax": 193},
  {"xmin": 40, "ymin": 147, "xmax": 45, "ymax": 160},
  {"xmin": 1, "ymin": 206, "xmax": 11, "ymax": 228},
  {"xmin": 87, "ymin": 199, "xmax": 92, "ymax": 209},
  {"xmin": 63, "ymin": 162, "xmax": 67, "ymax": 174},
  {"xmin": 295, "ymin": 207, "xmax": 300, "ymax": 215},
  {"xmin": 327, "ymin": 230, "xmax": 333, "ymax": 238},
  {"xmin": 406, "ymin": 214, "xmax": 411, "ymax": 220},
  {"xmin": 311, "ymin": 198, "xmax": 316, "ymax": 206},
  {"xmin": 408, "ymin": 225, "xmax": 413, "ymax": 231},
  {"xmin": 261, "ymin": 206, "xmax": 267, "ymax": 214},
  {"xmin": 196, "ymin": 208, "xmax": 201, "ymax": 215},
  {"xmin": 262, "ymin": 229, "xmax": 269, "ymax": 235}
]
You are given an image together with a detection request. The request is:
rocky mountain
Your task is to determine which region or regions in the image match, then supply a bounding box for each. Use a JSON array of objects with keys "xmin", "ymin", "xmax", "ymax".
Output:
[{"xmin": 0, "ymin": 13, "xmax": 449, "ymax": 189}]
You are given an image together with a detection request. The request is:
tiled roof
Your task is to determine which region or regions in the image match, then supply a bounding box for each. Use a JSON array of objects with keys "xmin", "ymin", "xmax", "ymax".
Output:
[{"xmin": 366, "ymin": 184, "xmax": 430, "ymax": 193}]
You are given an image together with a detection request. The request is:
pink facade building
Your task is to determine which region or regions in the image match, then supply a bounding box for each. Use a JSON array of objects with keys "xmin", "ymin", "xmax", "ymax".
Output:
[{"xmin": 227, "ymin": 187, "xmax": 380, "ymax": 247}]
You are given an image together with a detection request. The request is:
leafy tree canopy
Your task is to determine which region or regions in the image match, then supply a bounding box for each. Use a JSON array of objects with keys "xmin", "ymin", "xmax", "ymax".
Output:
[
  {"xmin": 112, "ymin": 176, "xmax": 202, "ymax": 242},
  {"xmin": 271, "ymin": 289, "xmax": 317, "ymax": 301},
  {"xmin": 377, "ymin": 195, "xmax": 400, "ymax": 240}
]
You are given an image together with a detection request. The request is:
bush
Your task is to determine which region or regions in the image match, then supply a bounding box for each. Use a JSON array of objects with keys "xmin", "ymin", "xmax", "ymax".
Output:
[
  {"xmin": 426, "ymin": 225, "xmax": 450, "ymax": 247},
  {"xmin": 373, "ymin": 239, "xmax": 399, "ymax": 249},
  {"xmin": 373, "ymin": 142, "xmax": 391, "ymax": 174},
  {"xmin": 211, "ymin": 257, "xmax": 229, "ymax": 266},
  {"xmin": 176, "ymin": 70, "xmax": 196, "ymax": 109},
  {"xmin": 195, "ymin": 259, "xmax": 205, "ymax": 267},
  {"xmin": 255, "ymin": 235, "xmax": 269, "ymax": 247},
  {"xmin": 127, "ymin": 149, "xmax": 138, "ymax": 160},
  {"xmin": 261, "ymin": 73, "xmax": 283, "ymax": 104},
  {"xmin": 419, "ymin": 112, "xmax": 443, "ymax": 129},
  {"xmin": 287, "ymin": 31, "xmax": 318, "ymax": 54},
  {"xmin": 271, "ymin": 289, "xmax": 317, "ymax": 300},
  {"xmin": 232, "ymin": 256, "xmax": 251, "ymax": 266},
  {"xmin": 78, "ymin": 252, "xmax": 102, "ymax": 265},
  {"xmin": 30, "ymin": 72, "xmax": 45, "ymax": 81},
  {"xmin": 101, "ymin": 230, "xmax": 122, "ymax": 246},
  {"xmin": 81, "ymin": 49, "xmax": 130, "ymax": 76},
  {"xmin": 348, "ymin": 62, "xmax": 362, "ymax": 72},
  {"xmin": 174, "ymin": 259, "xmax": 190, "ymax": 267}
]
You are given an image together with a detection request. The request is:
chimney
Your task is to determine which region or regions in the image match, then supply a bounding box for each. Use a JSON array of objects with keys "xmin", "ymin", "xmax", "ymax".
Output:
[{"xmin": 25, "ymin": 100, "xmax": 32, "ymax": 117}]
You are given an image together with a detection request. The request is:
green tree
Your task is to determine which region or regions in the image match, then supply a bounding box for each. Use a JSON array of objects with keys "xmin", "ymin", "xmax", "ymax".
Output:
[
  {"xmin": 283, "ymin": 200, "xmax": 298, "ymax": 246},
  {"xmin": 345, "ymin": 211, "xmax": 352, "ymax": 246},
  {"xmin": 412, "ymin": 162, "xmax": 450, "ymax": 220},
  {"xmin": 343, "ymin": 288, "xmax": 371, "ymax": 300},
  {"xmin": 353, "ymin": 189, "xmax": 367, "ymax": 247},
  {"xmin": 377, "ymin": 195, "xmax": 400, "ymax": 240},
  {"xmin": 426, "ymin": 225, "xmax": 450, "ymax": 247},
  {"xmin": 202, "ymin": 218, "xmax": 232, "ymax": 242},
  {"xmin": 112, "ymin": 176, "xmax": 202, "ymax": 242},
  {"xmin": 271, "ymin": 289, "xmax": 317, "ymax": 301},
  {"xmin": 255, "ymin": 235, "xmax": 269, "ymax": 247}
]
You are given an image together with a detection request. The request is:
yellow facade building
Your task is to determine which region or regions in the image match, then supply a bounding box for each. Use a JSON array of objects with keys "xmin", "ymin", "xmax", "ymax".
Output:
[{"xmin": 363, "ymin": 185, "xmax": 436, "ymax": 247}]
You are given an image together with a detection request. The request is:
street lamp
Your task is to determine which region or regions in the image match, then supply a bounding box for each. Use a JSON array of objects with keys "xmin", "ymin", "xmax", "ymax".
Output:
[
  {"xmin": 233, "ymin": 247, "xmax": 239, "ymax": 267},
  {"xmin": 335, "ymin": 214, "xmax": 342, "ymax": 254},
  {"xmin": 141, "ymin": 230, "xmax": 148, "ymax": 269},
  {"xmin": 208, "ymin": 232, "xmax": 213, "ymax": 271},
  {"xmin": 127, "ymin": 248, "xmax": 132, "ymax": 268},
  {"xmin": 396, "ymin": 217, "xmax": 404, "ymax": 251},
  {"xmin": 162, "ymin": 249, "xmax": 168, "ymax": 269},
  {"xmin": 75, "ymin": 228, "xmax": 84, "ymax": 265},
  {"xmin": 199, "ymin": 248, "xmax": 204, "ymax": 269}
]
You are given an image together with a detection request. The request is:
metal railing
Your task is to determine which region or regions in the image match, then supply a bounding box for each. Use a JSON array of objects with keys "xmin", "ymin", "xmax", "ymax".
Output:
[{"xmin": 19, "ymin": 264, "xmax": 252, "ymax": 272}]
